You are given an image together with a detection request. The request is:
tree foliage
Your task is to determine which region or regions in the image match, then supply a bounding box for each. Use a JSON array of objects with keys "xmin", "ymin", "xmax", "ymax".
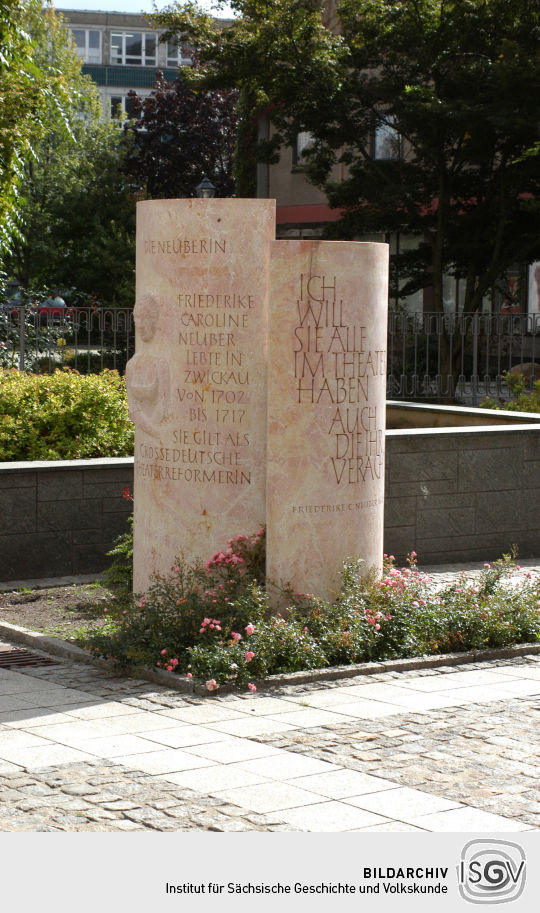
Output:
[
  {"xmin": 125, "ymin": 70, "xmax": 238, "ymax": 199},
  {"xmin": 3, "ymin": 3, "xmax": 136, "ymax": 307},
  {"xmin": 154, "ymin": 0, "xmax": 540, "ymax": 302},
  {"xmin": 154, "ymin": 0, "xmax": 540, "ymax": 387},
  {"xmin": 0, "ymin": 0, "xmax": 60, "ymax": 253}
]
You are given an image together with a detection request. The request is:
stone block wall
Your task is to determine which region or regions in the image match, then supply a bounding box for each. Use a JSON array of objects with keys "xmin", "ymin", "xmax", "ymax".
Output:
[
  {"xmin": 1, "ymin": 425, "xmax": 539, "ymax": 582},
  {"xmin": 385, "ymin": 425, "xmax": 540, "ymax": 564},
  {"xmin": 0, "ymin": 459, "xmax": 133, "ymax": 581}
]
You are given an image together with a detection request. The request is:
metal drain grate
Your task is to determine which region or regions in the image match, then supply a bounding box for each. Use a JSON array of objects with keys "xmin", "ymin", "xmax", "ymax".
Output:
[{"xmin": 0, "ymin": 646, "xmax": 61, "ymax": 669}]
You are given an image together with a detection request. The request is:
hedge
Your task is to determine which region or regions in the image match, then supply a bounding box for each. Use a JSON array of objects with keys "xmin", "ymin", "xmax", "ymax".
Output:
[{"xmin": 0, "ymin": 368, "xmax": 134, "ymax": 460}]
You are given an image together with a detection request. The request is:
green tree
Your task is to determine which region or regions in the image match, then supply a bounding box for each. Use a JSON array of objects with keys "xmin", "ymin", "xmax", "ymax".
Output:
[
  {"xmin": 125, "ymin": 70, "xmax": 238, "ymax": 199},
  {"xmin": 155, "ymin": 0, "xmax": 540, "ymax": 389},
  {"xmin": 4, "ymin": 3, "xmax": 136, "ymax": 307},
  {"xmin": 0, "ymin": 0, "xmax": 57, "ymax": 255}
]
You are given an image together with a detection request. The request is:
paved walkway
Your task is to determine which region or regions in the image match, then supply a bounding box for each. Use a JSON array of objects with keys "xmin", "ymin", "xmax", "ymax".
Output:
[{"xmin": 1, "ymin": 647, "xmax": 539, "ymax": 832}]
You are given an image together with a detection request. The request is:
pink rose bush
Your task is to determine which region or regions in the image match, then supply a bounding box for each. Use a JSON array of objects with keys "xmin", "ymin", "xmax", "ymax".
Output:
[{"xmin": 89, "ymin": 535, "xmax": 540, "ymax": 694}]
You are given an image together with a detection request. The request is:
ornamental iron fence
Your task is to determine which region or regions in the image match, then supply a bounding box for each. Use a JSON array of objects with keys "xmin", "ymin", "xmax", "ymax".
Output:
[
  {"xmin": 0, "ymin": 306, "xmax": 135, "ymax": 375},
  {"xmin": 387, "ymin": 311, "xmax": 540, "ymax": 404},
  {"xmin": 2, "ymin": 305, "xmax": 540, "ymax": 405}
]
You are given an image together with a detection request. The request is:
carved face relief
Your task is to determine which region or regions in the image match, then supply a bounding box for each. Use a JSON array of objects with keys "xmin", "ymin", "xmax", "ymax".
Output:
[{"xmin": 134, "ymin": 296, "xmax": 158, "ymax": 343}]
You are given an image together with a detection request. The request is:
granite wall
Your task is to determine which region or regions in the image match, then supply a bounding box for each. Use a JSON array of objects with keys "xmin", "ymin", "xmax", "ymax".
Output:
[
  {"xmin": 0, "ymin": 459, "xmax": 133, "ymax": 582},
  {"xmin": 385, "ymin": 425, "xmax": 540, "ymax": 564}
]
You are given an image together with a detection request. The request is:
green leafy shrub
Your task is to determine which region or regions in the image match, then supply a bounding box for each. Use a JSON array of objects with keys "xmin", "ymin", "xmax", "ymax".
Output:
[
  {"xmin": 104, "ymin": 490, "xmax": 134, "ymax": 595},
  {"xmin": 87, "ymin": 535, "xmax": 540, "ymax": 693},
  {"xmin": 482, "ymin": 373, "xmax": 540, "ymax": 413},
  {"xmin": 0, "ymin": 367, "xmax": 133, "ymax": 459}
]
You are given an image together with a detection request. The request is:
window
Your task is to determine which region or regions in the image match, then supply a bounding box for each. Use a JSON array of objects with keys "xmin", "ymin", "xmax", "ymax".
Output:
[
  {"xmin": 293, "ymin": 131, "xmax": 314, "ymax": 168},
  {"xmin": 373, "ymin": 115, "xmax": 402, "ymax": 160},
  {"xmin": 70, "ymin": 28, "xmax": 101, "ymax": 64},
  {"xmin": 166, "ymin": 38, "xmax": 192, "ymax": 67},
  {"xmin": 110, "ymin": 95, "xmax": 137, "ymax": 120},
  {"xmin": 110, "ymin": 32, "xmax": 156, "ymax": 66}
]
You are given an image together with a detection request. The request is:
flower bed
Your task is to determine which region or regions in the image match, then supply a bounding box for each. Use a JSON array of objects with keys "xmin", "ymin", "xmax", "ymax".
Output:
[{"xmin": 86, "ymin": 529, "xmax": 540, "ymax": 693}]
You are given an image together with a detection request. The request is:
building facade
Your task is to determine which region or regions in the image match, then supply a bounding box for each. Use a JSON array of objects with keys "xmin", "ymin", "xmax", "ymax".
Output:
[{"xmin": 61, "ymin": 9, "xmax": 189, "ymax": 119}]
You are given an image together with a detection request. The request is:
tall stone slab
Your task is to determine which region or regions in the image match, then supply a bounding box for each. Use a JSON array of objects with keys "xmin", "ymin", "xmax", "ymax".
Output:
[
  {"xmin": 128, "ymin": 199, "xmax": 275, "ymax": 593},
  {"xmin": 267, "ymin": 240, "xmax": 388, "ymax": 600}
]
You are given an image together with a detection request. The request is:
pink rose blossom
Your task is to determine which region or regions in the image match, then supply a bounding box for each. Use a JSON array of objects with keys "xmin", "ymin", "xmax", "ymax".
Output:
[
  {"xmin": 186, "ymin": 672, "xmax": 192, "ymax": 679},
  {"xmin": 205, "ymin": 679, "xmax": 219, "ymax": 692},
  {"xmin": 245, "ymin": 623, "xmax": 255, "ymax": 636},
  {"xmin": 244, "ymin": 651, "xmax": 255, "ymax": 662},
  {"xmin": 160, "ymin": 649, "xmax": 167, "ymax": 655},
  {"xmin": 231, "ymin": 632, "xmax": 242, "ymax": 642},
  {"xmin": 247, "ymin": 683, "xmax": 257, "ymax": 693}
]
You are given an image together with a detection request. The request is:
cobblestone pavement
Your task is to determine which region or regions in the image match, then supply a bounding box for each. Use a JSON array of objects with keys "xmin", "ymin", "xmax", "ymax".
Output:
[
  {"xmin": 1, "ymin": 649, "xmax": 539, "ymax": 832},
  {"xmin": 0, "ymin": 559, "xmax": 539, "ymax": 833}
]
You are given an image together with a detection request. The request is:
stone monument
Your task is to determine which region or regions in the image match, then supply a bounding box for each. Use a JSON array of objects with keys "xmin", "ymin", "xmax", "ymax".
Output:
[
  {"xmin": 127, "ymin": 199, "xmax": 275, "ymax": 593},
  {"xmin": 128, "ymin": 201, "xmax": 388, "ymax": 600},
  {"xmin": 266, "ymin": 241, "xmax": 388, "ymax": 600}
]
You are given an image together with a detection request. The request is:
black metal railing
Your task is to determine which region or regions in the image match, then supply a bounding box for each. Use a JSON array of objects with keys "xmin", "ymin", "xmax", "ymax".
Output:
[
  {"xmin": 387, "ymin": 311, "xmax": 540, "ymax": 404},
  {"xmin": 3, "ymin": 306, "xmax": 540, "ymax": 405},
  {"xmin": 0, "ymin": 306, "xmax": 135, "ymax": 375}
]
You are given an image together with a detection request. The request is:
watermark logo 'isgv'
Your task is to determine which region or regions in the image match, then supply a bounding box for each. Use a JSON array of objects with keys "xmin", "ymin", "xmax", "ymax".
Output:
[{"xmin": 458, "ymin": 840, "xmax": 526, "ymax": 904}]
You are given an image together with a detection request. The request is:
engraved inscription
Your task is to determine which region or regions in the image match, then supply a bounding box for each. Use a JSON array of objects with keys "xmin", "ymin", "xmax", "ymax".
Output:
[
  {"xmin": 293, "ymin": 274, "xmax": 386, "ymax": 484},
  {"xmin": 132, "ymin": 284, "xmax": 257, "ymax": 485},
  {"xmin": 144, "ymin": 238, "xmax": 226, "ymax": 255}
]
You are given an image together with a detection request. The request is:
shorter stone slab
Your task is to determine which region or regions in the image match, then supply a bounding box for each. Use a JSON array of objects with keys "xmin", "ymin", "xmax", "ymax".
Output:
[
  {"xmin": 344, "ymin": 785, "xmax": 462, "ymax": 821},
  {"xmin": 142, "ymin": 725, "xmax": 233, "ymax": 749},
  {"xmin": 235, "ymin": 752, "xmax": 340, "ymax": 781},
  {"xmin": 412, "ymin": 806, "xmax": 530, "ymax": 832},
  {"xmin": 112, "ymin": 748, "xmax": 216, "ymax": 776},
  {"xmin": 0, "ymin": 744, "xmax": 96, "ymax": 769},
  {"xmin": 204, "ymin": 716, "xmax": 299, "ymax": 738},
  {"xmin": 74, "ymin": 734, "xmax": 162, "ymax": 758},
  {"xmin": 161, "ymin": 766, "xmax": 269, "ymax": 792},
  {"xmin": 183, "ymin": 739, "xmax": 283, "ymax": 764},
  {"xmin": 286, "ymin": 769, "xmax": 399, "ymax": 799},
  {"xmin": 212, "ymin": 781, "xmax": 327, "ymax": 814},
  {"xmin": 274, "ymin": 800, "xmax": 390, "ymax": 832}
]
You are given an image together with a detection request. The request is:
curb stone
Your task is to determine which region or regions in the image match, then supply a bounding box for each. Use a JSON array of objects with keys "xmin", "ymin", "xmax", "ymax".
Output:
[
  {"xmin": 0, "ymin": 621, "xmax": 194, "ymax": 692},
  {"xmin": 0, "ymin": 619, "xmax": 539, "ymax": 696}
]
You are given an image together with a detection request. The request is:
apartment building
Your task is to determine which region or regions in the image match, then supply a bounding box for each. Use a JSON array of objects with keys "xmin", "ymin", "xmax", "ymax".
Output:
[{"xmin": 61, "ymin": 8, "xmax": 190, "ymax": 119}]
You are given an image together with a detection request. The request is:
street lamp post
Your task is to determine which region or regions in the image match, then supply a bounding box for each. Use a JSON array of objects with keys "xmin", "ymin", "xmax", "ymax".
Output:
[{"xmin": 195, "ymin": 176, "xmax": 216, "ymax": 198}]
